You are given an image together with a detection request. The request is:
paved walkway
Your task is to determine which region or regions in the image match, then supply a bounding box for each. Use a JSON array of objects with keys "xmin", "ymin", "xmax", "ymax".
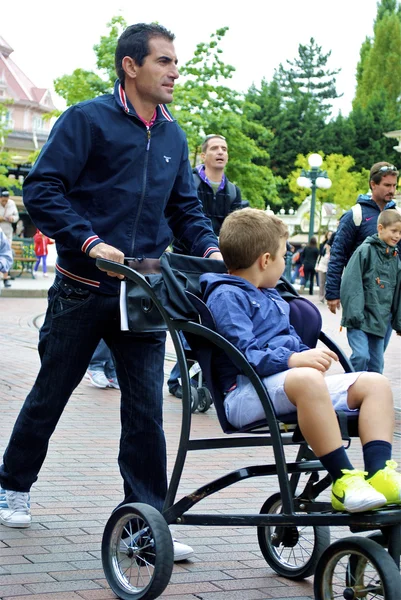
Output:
[{"xmin": 0, "ymin": 277, "xmax": 400, "ymax": 599}]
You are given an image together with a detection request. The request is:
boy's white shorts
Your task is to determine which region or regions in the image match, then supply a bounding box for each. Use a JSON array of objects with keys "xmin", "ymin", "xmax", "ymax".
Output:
[{"xmin": 224, "ymin": 370, "xmax": 362, "ymax": 430}]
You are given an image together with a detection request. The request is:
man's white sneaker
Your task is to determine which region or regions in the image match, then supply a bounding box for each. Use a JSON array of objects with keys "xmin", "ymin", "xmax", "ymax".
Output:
[
  {"xmin": 172, "ymin": 538, "xmax": 194, "ymax": 561},
  {"xmin": 86, "ymin": 370, "xmax": 110, "ymax": 389},
  {"xmin": 120, "ymin": 533, "xmax": 193, "ymax": 562},
  {"xmin": 0, "ymin": 489, "xmax": 31, "ymax": 528}
]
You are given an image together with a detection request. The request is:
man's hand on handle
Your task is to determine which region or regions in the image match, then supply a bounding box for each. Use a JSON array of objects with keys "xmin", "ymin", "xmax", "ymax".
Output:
[
  {"xmin": 89, "ymin": 242, "xmax": 125, "ymax": 279},
  {"xmin": 327, "ymin": 299, "xmax": 341, "ymax": 314}
]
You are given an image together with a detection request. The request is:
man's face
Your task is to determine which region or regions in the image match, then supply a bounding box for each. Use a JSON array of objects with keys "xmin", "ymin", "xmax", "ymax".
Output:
[
  {"xmin": 371, "ymin": 174, "xmax": 398, "ymax": 204},
  {"xmin": 0, "ymin": 197, "xmax": 8, "ymax": 207},
  {"xmin": 202, "ymin": 137, "xmax": 228, "ymax": 171},
  {"xmin": 131, "ymin": 37, "xmax": 179, "ymax": 105}
]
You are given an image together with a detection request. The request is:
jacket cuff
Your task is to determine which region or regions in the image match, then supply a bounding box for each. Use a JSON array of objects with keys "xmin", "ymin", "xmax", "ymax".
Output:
[
  {"xmin": 203, "ymin": 246, "xmax": 220, "ymax": 258},
  {"xmin": 81, "ymin": 236, "xmax": 103, "ymax": 255}
]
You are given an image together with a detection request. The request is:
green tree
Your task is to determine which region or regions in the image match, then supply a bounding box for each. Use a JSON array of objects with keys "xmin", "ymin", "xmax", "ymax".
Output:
[
  {"xmin": 289, "ymin": 153, "xmax": 369, "ymax": 221},
  {"xmin": 275, "ymin": 37, "xmax": 342, "ymax": 118},
  {"xmin": 0, "ymin": 101, "xmax": 22, "ymax": 191},
  {"xmin": 171, "ymin": 28, "xmax": 278, "ymax": 207},
  {"xmin": 54, "ymin": 16, "xmax": 127, "ymax": 106},
  {"xmin": 353, "ymin": 1, "xmax": 401, "ymax": 119}
]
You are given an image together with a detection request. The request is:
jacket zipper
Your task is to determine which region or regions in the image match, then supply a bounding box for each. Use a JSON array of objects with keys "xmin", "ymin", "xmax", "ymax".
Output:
[{"xmin": 130, "ymin": 126, "xmax": 152, "ymax": 257}]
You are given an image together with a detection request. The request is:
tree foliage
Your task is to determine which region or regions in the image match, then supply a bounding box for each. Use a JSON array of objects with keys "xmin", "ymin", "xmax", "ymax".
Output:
[
  {"xmin": 289, "ymin": 153, "xmax": 369, "ymax": 214},
  {"xmin": 0, "ymin": 101, "xmax": 22, "ymax": 191},
  {"xmin": 170, "ymin": 27, "xmax": 278, "ymax": 207},
  {"xmin": 353, "ymin": 1, "xmax": 401, "ymax": 119},
  {"xmin": 54, "ymin": 16, "xmax": 127, "ymax": 106}
]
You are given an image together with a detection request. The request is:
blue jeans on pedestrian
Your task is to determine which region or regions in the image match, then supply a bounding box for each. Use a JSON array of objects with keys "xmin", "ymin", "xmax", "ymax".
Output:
[
  {"xmin": 347, "ymin": 328, "xmax": 384, "ymax": 373},
  {"xmin": 89, "ymin": 339, "xmax": 117, "ymax": 379},
  {"xmin": 0, "ymin": 277, "xmax": 167, "ymax": 511}
]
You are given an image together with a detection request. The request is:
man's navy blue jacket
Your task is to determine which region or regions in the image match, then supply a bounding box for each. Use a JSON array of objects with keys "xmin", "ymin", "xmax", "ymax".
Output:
[
  {"xmin": 23, "ymin": 81, "xmax": 219, "ymax": 294},
  {"xmin": 325, "ymin": 194, "xmax": 401, "ymax": 300}
]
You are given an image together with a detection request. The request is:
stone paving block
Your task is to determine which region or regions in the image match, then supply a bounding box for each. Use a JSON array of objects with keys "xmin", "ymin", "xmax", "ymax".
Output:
[
  {"xmin": 3, "ymin": 595, "xmax": 83, "ymax": 600},
  {"xmin": 24, "ymin": 579, "xmax": 102, "ymax": 594},
  {"xmin": 0, "ymin": 584, "xmax": 34, "ymax": 597},
  {"xmin": 0, "ymin": 573, "xmax": 55, "ymax": 585}
]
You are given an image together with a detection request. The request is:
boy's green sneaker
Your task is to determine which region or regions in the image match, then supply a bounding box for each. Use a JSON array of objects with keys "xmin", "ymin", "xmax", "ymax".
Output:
[
  {"xmin": 367, "ymin": 460, "xmax": 401, "ymax": 505},
  {"xmin": 332, "ymin": 469, "xmax": 386, "ymax": 513}
]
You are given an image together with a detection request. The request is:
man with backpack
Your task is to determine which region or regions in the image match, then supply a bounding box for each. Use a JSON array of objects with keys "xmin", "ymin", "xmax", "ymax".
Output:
[
  {"xmin": 326, "ymin": 162, "xmax": 401, "ymax": 315},
  {"xmin": 169, "ymin": 134, "xmax": 242, "ymax": 397}
]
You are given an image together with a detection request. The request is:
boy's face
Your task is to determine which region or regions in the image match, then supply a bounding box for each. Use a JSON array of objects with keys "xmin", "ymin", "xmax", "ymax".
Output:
[
  {"xmin": 378, "ymin": 222, "xmax": 401, "ymax": 247},
  {"xmin": 261, "ymin": 238, "xmax": 287, "ymax": 288}
]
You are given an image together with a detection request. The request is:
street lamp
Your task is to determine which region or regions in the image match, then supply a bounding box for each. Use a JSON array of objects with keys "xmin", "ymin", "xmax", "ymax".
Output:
[{"xmin": 296, "ymin": 153, "xmax": 332, "ymax": 241}]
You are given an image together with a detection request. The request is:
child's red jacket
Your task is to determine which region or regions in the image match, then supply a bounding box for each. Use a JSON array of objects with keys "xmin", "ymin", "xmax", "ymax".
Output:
[{"xmin": 33, "ymin": 230, "xmax": 54, "ymax": 256}]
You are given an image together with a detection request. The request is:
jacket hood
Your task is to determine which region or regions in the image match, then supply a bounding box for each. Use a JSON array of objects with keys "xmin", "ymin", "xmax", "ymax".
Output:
[
  {"xmin": 364, "ymin": 233, "xmax": 399, "ymax": 256},
  {"xmin": 357, "ymin": 194, "xmax": 397, "ymax": 211},
  {"xmin": 200, "ymin": 272, "xmax": 260, "ymax": 300}
]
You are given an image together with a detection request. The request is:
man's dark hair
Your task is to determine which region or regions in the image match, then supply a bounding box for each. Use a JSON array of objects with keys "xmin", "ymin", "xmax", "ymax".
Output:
[
  {"xmin": 369, "ymin": 162, "xmax": 399, "ymax": 189},
  {"xmin": 115, "ymin": 23, "xmax": 175, "ymax": 83},
  {"xmin": 201, "ymin": 134, "xmax": 226, "ymax": 153}
]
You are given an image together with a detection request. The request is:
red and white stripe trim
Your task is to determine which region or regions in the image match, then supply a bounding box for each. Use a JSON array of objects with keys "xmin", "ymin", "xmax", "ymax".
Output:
[
  {"xmin": 118, "ymin": 84, "xmax": 129, "ymax": 113},
  {"xmin": 203, "ymin": 247, "xmax": 220, "ymax": 258},
  {"xmin": 158, "ymin": 104, "xmax": 173, "ymax": 121},
  {"xmin": 56, "ymin": 264, "xmax": 100, "ymax": 288},
  {"xmin": 81, "ymin": 235, "xmax": 100, "ymax": 253}
]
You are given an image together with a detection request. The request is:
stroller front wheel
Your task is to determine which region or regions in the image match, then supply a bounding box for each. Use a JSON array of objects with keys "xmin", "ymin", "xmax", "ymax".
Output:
[{"xmin": 102, "ymin": 502, "xmax": 174, "ymax": 599}]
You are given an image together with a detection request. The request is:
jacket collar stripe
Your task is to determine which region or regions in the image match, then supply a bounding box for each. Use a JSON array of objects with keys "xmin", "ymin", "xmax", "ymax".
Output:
[
  {"xmin": 159, "ymin": 103, "xmax": 173, "ymax": 121},
  {"xmin": 118, "ymin": 84, "xmax": 130, "ymax": 113},
  {"xmin": 56, "ymin": 264, "xmax": 100, "ymax": 288}
]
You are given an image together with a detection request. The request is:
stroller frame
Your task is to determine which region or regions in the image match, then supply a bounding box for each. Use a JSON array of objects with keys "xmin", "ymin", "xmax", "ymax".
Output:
[{"xmin": 98, "ymin": 258, "xmax": 401, "ymax": 600}]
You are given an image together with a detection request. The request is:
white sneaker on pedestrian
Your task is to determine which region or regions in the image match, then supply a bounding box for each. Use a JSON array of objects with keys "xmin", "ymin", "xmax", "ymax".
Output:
[
  {"xmin": 86, "ymin": 370, "xmax": 109, "ymax": 389},
  {"xmin": 172, "ymin": 538, "xmax": 194, "ymax": 561},
  {"xmin": 108, "ymin": 377, "xmax": 120, "ymax": 390},
  {"xmin": 0, "ymin": 489, "xmax": 31, "ymax": 528},
  {"xmin": 120, "ymin": 531, "xmax": 193, "ymax": 562}
]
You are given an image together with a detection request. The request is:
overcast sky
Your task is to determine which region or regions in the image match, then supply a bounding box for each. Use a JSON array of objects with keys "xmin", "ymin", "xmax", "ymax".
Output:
[{"xmin": 1, "ymin": 0, "xmax": 379, "ymax": 116}]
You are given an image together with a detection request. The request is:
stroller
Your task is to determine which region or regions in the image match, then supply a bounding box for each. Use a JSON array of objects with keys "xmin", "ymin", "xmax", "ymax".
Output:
[{"xmin": 98, "ymin": 254, "xmax": 401, "ymax": 600}]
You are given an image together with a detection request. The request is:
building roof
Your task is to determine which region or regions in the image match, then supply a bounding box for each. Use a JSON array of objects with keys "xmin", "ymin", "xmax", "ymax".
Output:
[{"xmin": 0, "ymin": 35, "xmax": 56, "ymax": 111}]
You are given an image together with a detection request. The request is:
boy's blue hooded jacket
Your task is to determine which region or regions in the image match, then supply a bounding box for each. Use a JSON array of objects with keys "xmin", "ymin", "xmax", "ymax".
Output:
[
  {"xmin": 200, "ymin": 273, "xmax": 309, "ymax": 391},
  {"xmin": 23, "ymin": 82, "xmax": 218, "ymax": 294}
]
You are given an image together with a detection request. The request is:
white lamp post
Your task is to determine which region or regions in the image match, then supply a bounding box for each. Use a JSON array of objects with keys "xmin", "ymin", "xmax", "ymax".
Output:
[{"xmin": 296, "ymin": 153, "xmax": 332, "ymax": 240}]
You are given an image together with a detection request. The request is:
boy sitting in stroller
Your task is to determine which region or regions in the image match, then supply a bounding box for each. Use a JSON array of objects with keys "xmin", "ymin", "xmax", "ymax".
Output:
[{"xmin": 200, "ymin": 208, "xmax": 401, "ymax": 513}]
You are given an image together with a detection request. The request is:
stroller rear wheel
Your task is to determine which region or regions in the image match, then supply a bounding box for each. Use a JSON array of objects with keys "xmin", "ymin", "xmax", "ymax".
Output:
[
  {"xmin": 102, "ymin": 502, "xmax": 174, "ymax": 599},
  {"xmin": 257, "ymin": 492, "xmax": 330, "ymax": 580},
  {"xmin": 196, "ymin": 386, "xmax": 213, "ymax": 413},
  {"xmin": 313, "ymin": 536, "xmax": 401, "ymax": 599}
]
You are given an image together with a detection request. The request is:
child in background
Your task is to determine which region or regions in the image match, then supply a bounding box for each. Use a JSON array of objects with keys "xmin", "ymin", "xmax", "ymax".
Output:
[
  {"xmin": 200, "ymin": 208, "xmax": 401, "ymax": 514},
  {"xmin": 33, "ymin": 229, "xmax": 54, "ymax": 278},
  {"xmin": 340, "ymin": 209, "xmax": 401, "ymax": 373}
]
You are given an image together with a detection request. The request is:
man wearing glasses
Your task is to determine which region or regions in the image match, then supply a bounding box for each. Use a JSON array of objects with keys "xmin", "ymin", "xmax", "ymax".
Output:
[{"xmin": 326, "ymin": 162, "xmax": 400, "ymax": 315}]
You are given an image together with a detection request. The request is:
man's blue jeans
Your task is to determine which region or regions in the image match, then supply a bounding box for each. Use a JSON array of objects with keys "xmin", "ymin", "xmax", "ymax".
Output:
[
  {"xmin": 0, "ymin": 278, "xmax": 167, "ymax": 511},
  {"xmin": 89, "ymin": 339, "xmax": 117, "ymax": 379},
  {"xmin": 347, "ymin": 328, "xmax": 384, "ymax": 373}
]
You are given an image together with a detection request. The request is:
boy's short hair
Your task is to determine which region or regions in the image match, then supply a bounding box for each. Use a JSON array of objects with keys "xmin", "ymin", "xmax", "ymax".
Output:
[
  {"xmin": 219, "ymin": 208, "xmax": 288, "ymax": 270},
  {"xmin": 378, "ymin": 209, "xmax": 401, "ymax": 228}
]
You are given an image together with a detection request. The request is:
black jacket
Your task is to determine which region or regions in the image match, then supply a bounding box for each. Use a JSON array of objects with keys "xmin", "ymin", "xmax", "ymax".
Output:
[{"xmin": 173, "ymin": 169, "xmax": 241, "ymax": 254}]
